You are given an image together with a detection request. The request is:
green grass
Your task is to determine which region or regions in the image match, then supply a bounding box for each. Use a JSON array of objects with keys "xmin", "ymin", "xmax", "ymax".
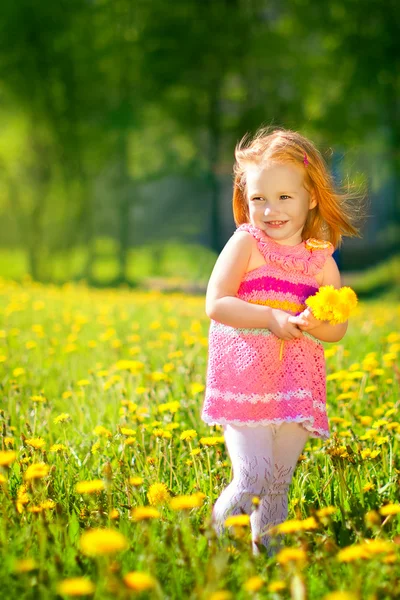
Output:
[{"xmin": 0, "ymin": 279, "xmax": 399, "ymax": 598}]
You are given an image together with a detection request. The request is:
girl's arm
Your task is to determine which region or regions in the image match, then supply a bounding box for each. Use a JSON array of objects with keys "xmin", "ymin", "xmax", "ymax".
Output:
[
  {"xmin": 292, "ymin": 255, "xmax": 348, "ymax": 343},
  {"xmin": 206, "ymin": 231, "xmax": 275, "ymax": 329}
]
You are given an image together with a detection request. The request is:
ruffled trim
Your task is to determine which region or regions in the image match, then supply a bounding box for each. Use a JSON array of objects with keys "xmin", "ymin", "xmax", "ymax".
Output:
[
  {"xmin": 202, "ymin": 414, "xmax": 330, "ymax": 440},
  {"xmin": 235, "ymin": 223, "xmax": 334, "ymax": 276}
]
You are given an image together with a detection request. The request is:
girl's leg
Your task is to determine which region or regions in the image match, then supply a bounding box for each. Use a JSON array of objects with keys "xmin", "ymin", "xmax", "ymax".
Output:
[
  {"xmin": 251, "ymin": 421, "xmax": 310, "ymax": 557},
  {"xmin": 211, "ymin": 424, "xmax": 275, "ymax": 539}
]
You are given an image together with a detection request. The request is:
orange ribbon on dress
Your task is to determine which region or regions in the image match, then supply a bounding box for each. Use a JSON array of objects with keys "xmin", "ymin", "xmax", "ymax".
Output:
[{"xmin": 279, "ymin": 339, "xmax": 285, "ymax": 361}]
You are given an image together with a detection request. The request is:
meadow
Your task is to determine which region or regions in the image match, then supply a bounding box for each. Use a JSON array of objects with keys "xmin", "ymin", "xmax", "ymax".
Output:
[{"xmin": 0, "ymin": 275, "xmax": 399, "ymax": 599}]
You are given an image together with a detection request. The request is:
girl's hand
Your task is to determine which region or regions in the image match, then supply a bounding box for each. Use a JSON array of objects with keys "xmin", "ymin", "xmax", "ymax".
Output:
[
  {"xmin": 269, "ymin": 308, "xmax": 305, "ymax": 340},
  {"xmin": 288, "ymin": 307, "xmax": 324, "ymax": 331}
]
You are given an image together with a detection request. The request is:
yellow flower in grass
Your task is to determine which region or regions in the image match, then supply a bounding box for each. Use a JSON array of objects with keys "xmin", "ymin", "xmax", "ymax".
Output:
[
  {"xmin": 54, "ymin": 413, "xmax": 70, "ymax": 424},
  {"xmin": 180, "ymin": 429, "xmax": 197, "ymax": 441},
  {"xmin": 79, "ymin": 529, "xmax": 128, "ymax": 556},
  {"xmin": 57, "ymin": 577, "xmax": 95, "ymax": 596},
  {"xmin": 114, "ymin": 359, "xmax": 145, "ymax": 372},
  {"xmin": 13, "ymin": 367, "xmax": 25, "ymax": 377},
  {"xmin": 158, "ymin": 400, "xmax": 180, "ymax": 414},
  {"xmin": 25, "ymin": 438, "xmax": 46, "ymax": 449},
  {"xmin": 317, "ymin": 506, "xmax": 338, "ymax": 517},
  {"xmin": 190, "ymin": 382, "xmax": 205, "ymax": 395},
  {"xmin": 225, "ymin": 514, "xmax": 250, "ymax": 527},
  {"xmin": 75, "ymin": 480, "xmax": 105, "ymax": 494},
  {"xmin": 120, "ymin": 427, "xmax": 136, "ymax": 436},
  {"xmin": 208, "ymin": 592, "xmax": 233, "ymax": 600},
  {"xmin": 24, "ymin": 463, "xmax": 50, "ymax": 480},
  {"xmin": 147, "ymin": 482, "xmax": 170, "ymax": 506},
  {"xmin": 129, "ymin": 476, "xmax": 144, "ymax": 486},
  {"xmin": 123, "ymin": 572, "xmax": 157, "ymax": 592},
  {"xmin": 0, "ymin": 474, "xmax": 7, "ymax": 485},
  {"xmin": 243, "ymin": 576, "xmax": 264, "ymax": 592},
  {"xmin": 268, "ymin": 581, "xmax": 286, "ymax": 593},
  {"xmin": 199, "ymin": 436, "xmax": 224, "ymax": 446},
  {"xmin": 40, "ymin": 499, "xmax": 56, "ymax": 510},
  {"xmin": 361, "ymin": 539, "xmax": 394, "ymax": 555},
  {"xmin": 275, "ymin": 517, "xmax": 318, "ymax": 534},
  {"xmin": 276, "ymin": 547, "xmax": 307, "ymax": 565},
  {"xmin": 0, "ymin": 450, "xmax": 17, "ymax": 466},
  {"xmin": 169, "ymin": 494, "xmax": 204, "ymax": 511},
  {"xmin": 379, "ymin": 503, "xmax": 400, "ymax": 516},
  {"xmin": 131, "ymin": 506, "xmax": 161, "ymax": 521},
  {"xmin": 50, "ymin": 444, "xmax": 68, "ymax": 453},
  {"xmin": 336, "ymin": 545, "xmax": 369, "ymax": 562},
  {"xmin": 13, "ymin": 558, "xmax": 38, "ymax": 573},
  {"xmin": 362, "ymin": 482, "xmax": 375, "ymax": 492},
  {"xmin": 323, "ymin": 593, "xmax": 358, "ymax": 600}
]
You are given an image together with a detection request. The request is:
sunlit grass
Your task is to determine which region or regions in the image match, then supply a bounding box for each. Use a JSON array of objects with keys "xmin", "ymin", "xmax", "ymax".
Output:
[{"xmin": 0, "ymin": 277, "xmax": 399, "ymax": 599}]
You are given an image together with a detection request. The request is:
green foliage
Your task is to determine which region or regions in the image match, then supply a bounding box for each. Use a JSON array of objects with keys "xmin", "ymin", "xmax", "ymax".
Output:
[{"xmin": 0, "ymin": 280, "xmax": 399, "ymax": 598}]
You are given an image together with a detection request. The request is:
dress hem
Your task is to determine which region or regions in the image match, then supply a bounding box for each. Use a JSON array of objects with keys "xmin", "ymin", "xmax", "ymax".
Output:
[{"xmin": 201, "ymin": 415, "xmax": 330, "ymax": 440}]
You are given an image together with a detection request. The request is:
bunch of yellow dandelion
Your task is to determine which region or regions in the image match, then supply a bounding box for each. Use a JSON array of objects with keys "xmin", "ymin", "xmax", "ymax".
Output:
[{"xmin": 305, "ymin": 285, "xmax": 358, "ymax": 325}]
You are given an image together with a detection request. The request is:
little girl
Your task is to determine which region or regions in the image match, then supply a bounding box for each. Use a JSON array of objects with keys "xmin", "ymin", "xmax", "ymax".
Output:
[{"xmin": 201, "ymin": 126, "xmax": 362, "ymax": 557}]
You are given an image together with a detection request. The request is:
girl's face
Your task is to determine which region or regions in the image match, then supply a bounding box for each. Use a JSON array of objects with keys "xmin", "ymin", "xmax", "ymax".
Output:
[{"xmin": 245, "ymin": 161, "xmax": 317, "ymax": 246}]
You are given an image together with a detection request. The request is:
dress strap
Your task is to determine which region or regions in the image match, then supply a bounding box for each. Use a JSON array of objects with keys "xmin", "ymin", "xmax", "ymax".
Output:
[{"xmin": 234, "ymin": 223, "xmax": 334, "ymax": 276}]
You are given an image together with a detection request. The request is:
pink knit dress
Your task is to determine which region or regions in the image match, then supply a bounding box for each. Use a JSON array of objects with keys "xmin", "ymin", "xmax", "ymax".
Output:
[{"xmin": 201, "ymin": 223, "xmax": 335, "ymax": 440}]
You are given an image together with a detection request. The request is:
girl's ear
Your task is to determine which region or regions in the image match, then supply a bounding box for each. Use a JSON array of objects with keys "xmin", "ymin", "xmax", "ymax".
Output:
[{"xmin": 309, "ymin": 191, "xmax": 317, "ymax": 210}]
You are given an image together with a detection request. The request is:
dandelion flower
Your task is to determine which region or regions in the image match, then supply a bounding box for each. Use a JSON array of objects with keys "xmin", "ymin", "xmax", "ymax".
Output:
[
  {"xmin": 276, "ymin": 547, "xmax": 307, "ymax": 565},
  {"xmin": 123, "ymin": 572, "xmax": 157, "ymax": 592},
  {"xmin": 336, "ymin": 545, "xmax": 369, "ymax": 562},
  {"xmin": 57, "ymin": 577, "xmax": 95, "ymax": 596},
  {"xmin": 208, "ymin": 592, "xmax": 233, "ymax": 600},
  {"xmin": 225, "ymin": 514, "xmax": 250, "ymax": 527},
  {"xmin": 79, "ymin": 528, "xmax": 128, "ymax": 556},
  {"xmin": 147, "ymin": 482, "xmax": 170, "ymax": 506},
  {"xmin": 0, "ymin": 450, "xmax": 17, "ymax": 466},
  {"xmin": 75, "ymin": 480, "xmax": 105, "ymax": 494},
  {"xmin": 180, "ymin": 429, "xmax": 197, "ymax": 441},
  {"xmin": 129, "ymin": 476, "xmax": 144, "ymax": 486},
  {"xmin": 169, "ymin": 494, "xmax": 204, "ymax": 510},
  {"xmin": 13, "ymin": 558, "xmax": 38, "ymax": 573},
  {"xmin": 338, "ymin": 286, "xmax": 358, "ymax": 310},
  {"xmin": 243, "ymin": 576, "xmax": 264, "ymax": 592},
  {"xmin": 24, "ymin": 463, "xmax": 50, "ymax": 480},
  {"xmin": 131, "ymin": 506, "xmax": 160, "ymax": 521},
  {"xmin": 379, "ymin": 503, "xmax": 400, "ymax": 516},
  {"xmin": 25, "ymin": 438, "xmax": 46, "ymax": 449},
  {"xmin": 54, "ymin": 413, "xmax": 70, "ymax": 424}
]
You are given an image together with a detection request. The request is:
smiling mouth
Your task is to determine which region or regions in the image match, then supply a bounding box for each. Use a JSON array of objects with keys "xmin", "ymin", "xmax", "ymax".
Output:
[{"xmin": 265, "ymin": 221, "xmax": 288, "ymax": 225}]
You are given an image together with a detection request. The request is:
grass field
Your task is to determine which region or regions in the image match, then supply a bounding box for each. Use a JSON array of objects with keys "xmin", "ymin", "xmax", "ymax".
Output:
[{"xmin": 0, "ymin": 277, "xmax": 399, "ymax": 599}]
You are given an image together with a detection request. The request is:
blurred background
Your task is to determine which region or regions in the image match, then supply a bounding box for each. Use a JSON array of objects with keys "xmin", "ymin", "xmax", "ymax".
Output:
[{"xmin": 0, "ymin": 0, "xmax": 399, "ymax": 297}]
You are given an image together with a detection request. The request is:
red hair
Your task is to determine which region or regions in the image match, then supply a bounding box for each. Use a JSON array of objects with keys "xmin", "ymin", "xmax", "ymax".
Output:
[{"xmin": 232, "ymin": 125, "xmax": 367, "ymax": 248}]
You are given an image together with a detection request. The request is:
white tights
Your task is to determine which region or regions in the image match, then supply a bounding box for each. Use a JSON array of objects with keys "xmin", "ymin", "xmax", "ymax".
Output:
[{"xmin": 211, "ymin": 421, "xmax": 310, "ymax": 557}]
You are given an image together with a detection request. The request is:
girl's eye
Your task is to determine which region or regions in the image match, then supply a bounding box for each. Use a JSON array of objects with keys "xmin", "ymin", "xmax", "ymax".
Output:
[{"xmin": 252, "ymin": 195, "xmax": 290, "ymax": 201}]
